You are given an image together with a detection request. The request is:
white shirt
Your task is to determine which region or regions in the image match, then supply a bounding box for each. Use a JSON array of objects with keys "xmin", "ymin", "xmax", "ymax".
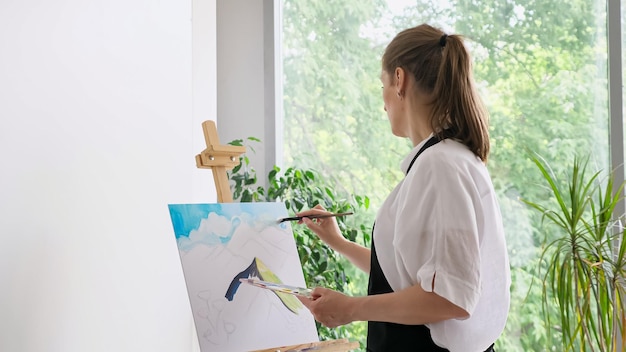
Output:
[{"xmin": 373, "ymin": 136, "xmax": 511, "ymax": 352}]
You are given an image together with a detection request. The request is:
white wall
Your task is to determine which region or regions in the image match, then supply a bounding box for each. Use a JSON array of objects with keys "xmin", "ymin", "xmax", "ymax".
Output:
[{"xmin": 0, "ymin": 0, "xmax": 215, "ymax": 351}]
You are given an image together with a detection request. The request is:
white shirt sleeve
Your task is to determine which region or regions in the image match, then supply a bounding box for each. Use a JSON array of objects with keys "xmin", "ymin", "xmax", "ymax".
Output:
[{"xmin": 394, "ymin": 153, "xmax": 483, "ymax": 315}]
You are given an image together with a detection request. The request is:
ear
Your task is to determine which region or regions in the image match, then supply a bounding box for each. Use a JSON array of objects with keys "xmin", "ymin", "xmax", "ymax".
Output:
[{"xmin": 394, "ymin": 67, "xmax": 406, "ymax": 92}]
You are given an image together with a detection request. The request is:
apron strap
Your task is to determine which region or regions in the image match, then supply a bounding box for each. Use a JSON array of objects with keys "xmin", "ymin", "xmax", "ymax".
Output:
[{"xmin": 406, "ymin": 135, "xmax": 440, "ymax": 175}]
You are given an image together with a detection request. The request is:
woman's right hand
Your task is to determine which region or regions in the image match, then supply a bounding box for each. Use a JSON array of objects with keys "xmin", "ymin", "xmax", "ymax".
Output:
[
  {"xmin": 298, "ymin": 205, "xmax": 372, "ymax": 274},
  {"xmin": 296, "ymin": 205, "xmax": 348, "ymax": 251}
]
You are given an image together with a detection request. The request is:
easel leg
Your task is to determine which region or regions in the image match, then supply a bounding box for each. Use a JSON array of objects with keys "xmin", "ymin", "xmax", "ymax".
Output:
[{"xmin": 213, "ymin": 166, "xmax": 233, "ymax": 203}]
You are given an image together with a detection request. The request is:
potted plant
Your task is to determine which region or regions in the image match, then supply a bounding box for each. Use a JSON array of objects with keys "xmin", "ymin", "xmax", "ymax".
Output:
[{"xmin": 522, "ymin": 152, "xmax": 626, "ymax": 351}]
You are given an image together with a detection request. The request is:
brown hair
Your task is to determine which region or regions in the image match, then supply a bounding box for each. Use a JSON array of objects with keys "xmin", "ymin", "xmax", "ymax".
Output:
[{"xmin": 382, "ymin": 24, "xmax": 490, "ymax": 161}]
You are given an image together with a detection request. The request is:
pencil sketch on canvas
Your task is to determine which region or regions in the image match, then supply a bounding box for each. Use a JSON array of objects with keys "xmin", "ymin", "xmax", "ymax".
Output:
[{"xmin": 168, "ymin": 202, "xmax": 319, "ymax": 352}]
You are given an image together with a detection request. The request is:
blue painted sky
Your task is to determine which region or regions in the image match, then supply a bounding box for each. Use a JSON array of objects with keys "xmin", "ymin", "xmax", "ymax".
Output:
[{"xmin": 167, "ymin": 202, "xmax": 289, "ymax": 241}]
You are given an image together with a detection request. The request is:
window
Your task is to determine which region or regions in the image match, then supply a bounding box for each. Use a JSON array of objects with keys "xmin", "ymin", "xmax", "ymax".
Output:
[{"xmin": 281, "ymin": 0, "xmax": 620, "ymax": 350}]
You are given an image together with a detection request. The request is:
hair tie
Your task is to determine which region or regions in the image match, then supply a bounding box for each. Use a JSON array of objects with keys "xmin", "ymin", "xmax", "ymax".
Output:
[{"xmin": 439, "ymin": 34, "xmax": 448, "ymax": 47}]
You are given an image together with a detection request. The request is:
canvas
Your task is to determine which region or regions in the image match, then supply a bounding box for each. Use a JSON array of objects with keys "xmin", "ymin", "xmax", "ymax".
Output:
[{"xmin": 168, "ymin": 202, "xmax": 319, "ymax": 352}]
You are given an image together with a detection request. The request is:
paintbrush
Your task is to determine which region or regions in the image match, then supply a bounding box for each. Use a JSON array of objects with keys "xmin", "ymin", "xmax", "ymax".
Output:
[{"xmin": 276, "ymin": 211, "xmax": 354, "ymax": 224}]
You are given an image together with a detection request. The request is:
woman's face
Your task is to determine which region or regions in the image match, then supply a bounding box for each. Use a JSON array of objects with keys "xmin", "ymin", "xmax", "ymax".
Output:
[{"xmin": 381, "ymin": 70, "xmax": 407, "ymax": 138}]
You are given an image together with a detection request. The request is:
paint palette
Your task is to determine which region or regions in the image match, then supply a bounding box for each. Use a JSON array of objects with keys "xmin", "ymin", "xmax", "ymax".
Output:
[{"xmin": 240, "ymin": 278, "xmax": 313, "ymax": 298}]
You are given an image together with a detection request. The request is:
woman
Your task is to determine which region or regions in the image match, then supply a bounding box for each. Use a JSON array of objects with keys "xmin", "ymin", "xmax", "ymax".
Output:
[{"xmin": 296, "ymin": 23, "xmax": 511, "ymax": 352}]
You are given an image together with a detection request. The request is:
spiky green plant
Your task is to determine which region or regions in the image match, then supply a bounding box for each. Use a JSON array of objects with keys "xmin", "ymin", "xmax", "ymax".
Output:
[{"xmin": 522, "ymin": 153, "xmax": 626, "ymax": 351}]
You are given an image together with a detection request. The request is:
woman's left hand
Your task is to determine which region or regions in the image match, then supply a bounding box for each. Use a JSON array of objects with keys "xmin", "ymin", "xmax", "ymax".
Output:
[{"xmin": 297, "ymin": 287, "xmax": 358, "ymax": 328}]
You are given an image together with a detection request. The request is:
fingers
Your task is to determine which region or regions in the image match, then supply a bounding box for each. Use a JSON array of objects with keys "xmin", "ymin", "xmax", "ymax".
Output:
[
  {"xmin": 297, "ymin": 288, "xmax": 349, "ymax": 328},
  {"xmin": 302, "ymin": 217, "xmax": 324, "ymax": 227},
  {"xmin": 297, "ymin": 287, "xmax": 324, "ymax": 308},
  {"xmin": 300, "ymin": 217, "xmax": 311, "ymax": 228},
  {"xmin": 297, "ymin": 294, "xmax": 314, "ymax": 308},
  {"xmin": 297, "ymin": 205, "xmax": 328, "ymax": 217},
  {"xmin": 310, "ymin": 287, "xmax": 327, "ymax": 297}
]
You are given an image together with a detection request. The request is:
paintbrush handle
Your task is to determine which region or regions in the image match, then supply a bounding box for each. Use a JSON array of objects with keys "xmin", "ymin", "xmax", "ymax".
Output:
[
  {"xmin": 308, "ymin": 212, "xmax": 354, "ymax": 219},
  {"xmin": 278, "ymin": 212, "xmax": 354, "ymax": 223}
]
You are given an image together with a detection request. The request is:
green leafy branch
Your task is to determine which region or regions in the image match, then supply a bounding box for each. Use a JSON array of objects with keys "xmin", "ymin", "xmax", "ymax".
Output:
[{"xmin": 227, "ymin": 137, "xmax": 372, "ymax": 346}]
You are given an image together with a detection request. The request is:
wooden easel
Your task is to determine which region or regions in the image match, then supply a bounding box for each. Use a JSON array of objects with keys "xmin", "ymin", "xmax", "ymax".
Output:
[
  {"xmin": 195, "ymin": 120, "xmax": 246, "ymax": 202},
  {"xmin": 196, "ymin": 120, "xmax": 360, "ymax": 352}
]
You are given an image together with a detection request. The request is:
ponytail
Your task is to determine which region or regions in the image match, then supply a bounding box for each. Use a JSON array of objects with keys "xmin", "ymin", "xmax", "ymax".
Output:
[{"xmin": 432, "ymin": 34, "xmax": 490, "ymax": 161}]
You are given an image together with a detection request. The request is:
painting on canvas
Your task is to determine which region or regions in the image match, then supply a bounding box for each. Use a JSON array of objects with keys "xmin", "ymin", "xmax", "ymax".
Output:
[{"xmin": 168, "ymin": 202, "xmax": 319, "ymax": 352}]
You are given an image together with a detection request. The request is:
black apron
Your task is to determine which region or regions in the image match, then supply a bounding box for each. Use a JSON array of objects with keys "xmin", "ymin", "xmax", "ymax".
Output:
[{"xmin": 366, "ymin": 136, "xmax": 495, "ymax": 352}]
